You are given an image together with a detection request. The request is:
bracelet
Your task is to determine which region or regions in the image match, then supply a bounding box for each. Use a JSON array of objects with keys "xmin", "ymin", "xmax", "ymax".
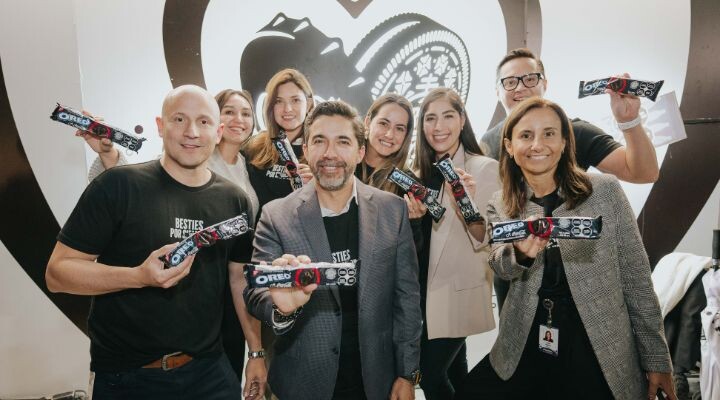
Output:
[
  {"xmin": 271, "ymin": 304, "xmax": 303, "ymax": 329},
  {"xmin": 616, "ymin": 115, "xmax": 642, "ymax": 131},
  {"xmin": 247, "ymin": 349, "xmax": 265, "ymax": 359}
]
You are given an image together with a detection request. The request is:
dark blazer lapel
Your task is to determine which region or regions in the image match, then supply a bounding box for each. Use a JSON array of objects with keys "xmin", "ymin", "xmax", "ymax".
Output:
[
  {"xmin": 296, "ymin": 181, "xmax": 340, "ymax": 305},
  {"xmin": 357, "ymin": 181, "xmax": 378, "ymax": 302}
]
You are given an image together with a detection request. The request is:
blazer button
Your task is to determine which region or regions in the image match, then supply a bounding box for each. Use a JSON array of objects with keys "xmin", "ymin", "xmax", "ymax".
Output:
[{"xmin": 332, "ymin": 347, "xmax": 339, "ymax": 355}]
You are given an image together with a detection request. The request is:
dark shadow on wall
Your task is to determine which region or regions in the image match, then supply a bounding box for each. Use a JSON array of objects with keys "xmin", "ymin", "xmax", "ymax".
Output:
[
  {"xmin": 638, "ymin": 0, "xmax": 720, "ymax": 266},
  {"xmin": 0, "ymin": 56, "xmax": 90, "ymax": 334}
]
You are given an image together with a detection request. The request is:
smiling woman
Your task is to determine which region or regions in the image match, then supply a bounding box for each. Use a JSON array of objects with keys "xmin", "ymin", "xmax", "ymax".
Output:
[
  {"xmin": 456, "ymin": 97, "xmax": 675, "ymax": 399},
  {"xmin": 356, "ymin": 93, "xmax": 414, "ymax": 195},
  {"xmin": 410, "ymin": 87, "xmax": 500, "ymax": 399},
  {"xmin": 244, "ymin": 68, "xmax": 316, "ymax": 213}
]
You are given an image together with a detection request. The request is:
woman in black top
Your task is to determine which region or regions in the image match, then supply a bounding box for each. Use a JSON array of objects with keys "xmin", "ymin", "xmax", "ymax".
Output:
[
  {"xmin": 456, "ymin": 97, "xmax": 674, "ymax": 399},
  {"xmin": 245, "ymin": 68, "xmax": 315, "ymax": 212}
]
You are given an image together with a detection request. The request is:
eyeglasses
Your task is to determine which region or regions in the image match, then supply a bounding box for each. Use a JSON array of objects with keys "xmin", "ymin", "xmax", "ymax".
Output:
[{"xmin": 498, "ymin": 73, "xmax": 544, "ymax": 91}]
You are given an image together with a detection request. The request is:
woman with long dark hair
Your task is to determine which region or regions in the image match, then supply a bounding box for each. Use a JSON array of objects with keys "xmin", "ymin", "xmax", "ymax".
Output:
[
  {"xmin": 411, "ymin": 87, "xmax": 500, "ymax": 399},
  {"xmin": 456, "ymin": 97, "xmax": 674, "ymax": 399},
  {"xmin": 357, "ymin": 93, "xmax": 413, "ymax": 192}
]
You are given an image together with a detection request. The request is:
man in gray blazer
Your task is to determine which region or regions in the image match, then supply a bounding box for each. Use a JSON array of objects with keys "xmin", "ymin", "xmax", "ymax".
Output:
[{"xmin": 244, "ymin": 100, "xmax": 422, "ymax": 400}]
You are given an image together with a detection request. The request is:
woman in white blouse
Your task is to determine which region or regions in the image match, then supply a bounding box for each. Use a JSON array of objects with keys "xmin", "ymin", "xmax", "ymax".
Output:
[{"xmin": 209, "ymin": 89, "xmax": 260, "ymax": 219}]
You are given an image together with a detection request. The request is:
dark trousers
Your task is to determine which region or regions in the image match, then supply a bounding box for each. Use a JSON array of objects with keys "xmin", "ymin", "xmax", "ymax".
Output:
[
  {"xmin": 456, "ymin": 297, "xmax": 613, "ymax": 400},
  {"xmin": 92, "ymin": 353, "xmax": 242, "ymax": 400},
  {"xmin": 419, "ymin": 325, "xmax": 468, "ymax": 400},
  {"xmin": 222, "ymin": 281, "xmax": 246, "ymax": 380}
]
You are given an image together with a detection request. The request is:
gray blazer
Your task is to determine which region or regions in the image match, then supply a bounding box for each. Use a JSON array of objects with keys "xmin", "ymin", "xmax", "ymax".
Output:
[
  {"xmin": 244, "ymin": 179, "xmax": 422, "ymax": 400},
  {"xmin": 487, "ymin": 173, "xmax": 671, "ymax": 400}
]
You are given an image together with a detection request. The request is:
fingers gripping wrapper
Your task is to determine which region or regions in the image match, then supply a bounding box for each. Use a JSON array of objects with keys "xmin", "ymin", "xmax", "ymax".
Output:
[
  {"xmin": 272, "ymin": 131, "xmax": 303, "ymax": 191},
  {"xmin": 244, "ymin": 262, "xmax": 359, "ymax": 288},
  {"xmin": 387, "ymin": 168, "xmax": 446, "ymax": 222},
  {"xmin": 489, "ymin": 216, "xmax": 603, "ymax": 244},
  {"xmin": 160, "ymin": 214, "xmax": 252, "ymax": 267},
  {"xmin": 578, "ymin": 77, "xmax": 664, "ymax": 101},
  {"xmin": 50, "ymin": 103, "xmax": 147, "ymax": 152},
  {"xmin": 434, "ymin": 155, "xmax": 484, "ymax": 224}
]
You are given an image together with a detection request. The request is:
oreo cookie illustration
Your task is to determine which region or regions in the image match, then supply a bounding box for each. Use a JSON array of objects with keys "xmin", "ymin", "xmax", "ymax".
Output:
[{"xmin": 240, "ymin": 13, "xmax": 470, "ymax": 120}]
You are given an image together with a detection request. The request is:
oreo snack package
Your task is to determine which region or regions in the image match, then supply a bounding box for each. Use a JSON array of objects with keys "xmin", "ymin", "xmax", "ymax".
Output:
[
  {"xmin": 272, "ymin": 130, "xmax": 303, "ymax": 191},
  {"xmin": 160, "ymin": 214, "xmax": 252, "ymax": 267},
  {"xmin": 489, "ymin": 216, "xmax": 602, "ymax": 244},
  {"xmin": 434, "ymin": 154, "xmax": 484, "ymax": 224},
  {"xmin": 245, "ymin": 261, "xmax": 359, "ymax": 288},
  {"xmin": 50, "ymin": 103, "xmax": 146, "ymax": 152},
  {"xmin": 387, "ymin": 167, "xmax": 446, "ymax": 222},
  {"xmin": 578, "ymin": 77, "xmax": 664, "ymax": 101}
]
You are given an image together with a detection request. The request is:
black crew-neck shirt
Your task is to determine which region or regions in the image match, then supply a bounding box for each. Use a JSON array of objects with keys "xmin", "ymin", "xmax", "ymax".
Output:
[
  {"xmin": 417, "ymin": 167, "xmax": 445, "ymax": 316},
  {"xmin": 323, "ymin": 201, "xmax": 365, "ymax": 399},
  {"xmin": 247, "ymin": 143, "xmax": 304, "ymax": 214},
  {"xmin": 58, "ymin": 160, "xmax": 252, "ymax": 372},
  {"xmin": 531, "ymin": 190, "xmax": 571, "ymax": 297}
]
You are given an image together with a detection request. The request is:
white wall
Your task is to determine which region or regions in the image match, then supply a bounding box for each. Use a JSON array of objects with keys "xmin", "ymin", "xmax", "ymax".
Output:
[{"xmin": 1, "ymin": 0, "xmax": 715, "ymax": 397}]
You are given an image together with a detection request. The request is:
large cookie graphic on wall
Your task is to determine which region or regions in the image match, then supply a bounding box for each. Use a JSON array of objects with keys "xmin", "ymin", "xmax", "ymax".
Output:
[{"xmin": 240, "ymin": 12, "xmax": 470, "ymax": 121}]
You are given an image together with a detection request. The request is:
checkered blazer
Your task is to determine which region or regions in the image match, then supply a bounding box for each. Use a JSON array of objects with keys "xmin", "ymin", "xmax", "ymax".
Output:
[
  {"xmin": 244, "ymin": 179, "xmax": 422, "ymax": 400},
  {"xmin": 487, "ymin": 173, "xmax": 672, "ymax": 399}
]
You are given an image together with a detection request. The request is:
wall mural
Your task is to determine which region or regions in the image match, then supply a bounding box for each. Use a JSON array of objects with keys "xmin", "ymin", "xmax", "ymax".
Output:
[{"xmin": 0, "ymin": 0, "xmax": 717, "ymax": 335}]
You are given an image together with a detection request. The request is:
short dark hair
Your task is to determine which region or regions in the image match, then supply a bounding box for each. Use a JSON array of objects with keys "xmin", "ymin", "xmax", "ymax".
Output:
[
  {"xmin": 304, "ymin": 100, "xmax": 366, "ymax": 148},
  {"xmin": 496, "ymin": 48, "xmax": 546, "ymax": 81}
]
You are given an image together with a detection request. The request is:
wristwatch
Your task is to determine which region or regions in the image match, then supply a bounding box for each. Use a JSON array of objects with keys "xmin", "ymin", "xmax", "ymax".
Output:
[
  {"xmin": 247, "ymin": 349, "xmax": 265, "ymax": 359},
  {"xmin": 401, "ymin": 369, "xmax": 422, "ymax": 385}
]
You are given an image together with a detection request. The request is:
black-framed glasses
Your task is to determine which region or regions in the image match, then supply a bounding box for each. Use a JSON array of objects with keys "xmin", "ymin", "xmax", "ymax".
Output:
[{"xmin": 499, "ymin": 73, "xmax": 544, "ymax": 91}]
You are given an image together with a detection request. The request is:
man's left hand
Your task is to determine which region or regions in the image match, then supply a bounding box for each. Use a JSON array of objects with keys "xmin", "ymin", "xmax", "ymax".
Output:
[
  {"xmin": 606, "ymin": 72, "xmax": 641, "ymax": 123},
  {"xmin": 647, "ymin": 371, "xmax": 677, "ymax": 400},
  {"xmin": 243, "ymin": 358, "xmax": 267, "ymax": 399},
  {"xmin": 389, "ymin": 377, "xmax": 415, "ymax": 400}
]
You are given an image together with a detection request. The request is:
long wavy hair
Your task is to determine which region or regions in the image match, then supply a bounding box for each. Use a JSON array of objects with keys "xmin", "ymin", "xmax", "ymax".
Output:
[
  {"xmin": 360, "ymin": 93, "xmax": 414, "ymax": 195},
  {"xmin": 412, "ymin": 88, "xmax": 483, "ymax": 181},
  {"xmin": 245, "ymin": 68, "xmax": 315, "ymax": 169},
  {"xmin": 214, "ymin": 89, "xmax": 255, "ymax": 148},
  {"xmin": 499, "ymin": 97, "xmax": 592, "ymax": 217}
]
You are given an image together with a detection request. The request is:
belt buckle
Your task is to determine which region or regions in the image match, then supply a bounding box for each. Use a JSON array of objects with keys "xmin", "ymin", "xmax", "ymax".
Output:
[{"xmin": 161, "ymin": 351, "xmax": 183, "ymax": 371}]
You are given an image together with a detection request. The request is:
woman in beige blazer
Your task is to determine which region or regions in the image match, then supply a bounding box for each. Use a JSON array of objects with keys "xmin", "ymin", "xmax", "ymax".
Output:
[{"xmin": 411, "ymin": 88, "xmax": 500, "ymax": 399}]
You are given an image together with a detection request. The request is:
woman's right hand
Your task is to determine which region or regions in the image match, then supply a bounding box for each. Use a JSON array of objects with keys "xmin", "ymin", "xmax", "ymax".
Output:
[
  {"xmin": 404, "ymin": 193, "xmax": 427, "ymax": 220},
  {"xmin": 512, "ymin": 217, "xmax": 549, "ymax": 261}
]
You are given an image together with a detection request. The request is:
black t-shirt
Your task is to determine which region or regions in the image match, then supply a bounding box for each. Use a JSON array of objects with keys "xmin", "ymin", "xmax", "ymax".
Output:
[
  {"xmin": 247, "ymin": 143, "xmax": 304, "ymax": 214},
  {"xmin": 58, "ymin": 160, "xmax": 252, "ymax": 372},
  {"xmin": 416, "ymin": 168, "xmax": 445, "ymax": 317},
  {"xmin": 354, "ymin": 162, "xmax": 374, "ymax": 181},
  {"xmin": 323, "ymin": 201, "xmax": 365, "ymax": 399},
  {"xmin": 530, "ymin": 190, "xmax": 571, "ymax": 297},
  {"xmin": 480, "ymin": 118, "xmax": 621, "ymax": 170}
]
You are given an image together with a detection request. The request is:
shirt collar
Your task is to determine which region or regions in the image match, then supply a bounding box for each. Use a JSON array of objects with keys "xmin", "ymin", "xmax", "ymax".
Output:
[{"xmin": 320, "ymin": 177, "xmax": 358, "ymax": 217}]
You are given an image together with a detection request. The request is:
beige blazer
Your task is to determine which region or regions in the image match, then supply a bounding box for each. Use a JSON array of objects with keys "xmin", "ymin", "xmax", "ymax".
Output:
[{"xmin": 425, "ymin": 147, "xmax": 500, "ymax": 339}]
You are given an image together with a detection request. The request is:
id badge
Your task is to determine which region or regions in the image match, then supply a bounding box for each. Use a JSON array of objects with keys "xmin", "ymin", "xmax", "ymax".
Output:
[{"xmin": 538, "ymin": 324, "xmax": 559, "ymax": 356}]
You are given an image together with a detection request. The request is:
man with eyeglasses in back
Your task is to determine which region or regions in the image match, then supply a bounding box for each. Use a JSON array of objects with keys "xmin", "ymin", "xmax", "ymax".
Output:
[{"xmin": 481, "ymin": 48, "xmax": 660, "ymax": 314}]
